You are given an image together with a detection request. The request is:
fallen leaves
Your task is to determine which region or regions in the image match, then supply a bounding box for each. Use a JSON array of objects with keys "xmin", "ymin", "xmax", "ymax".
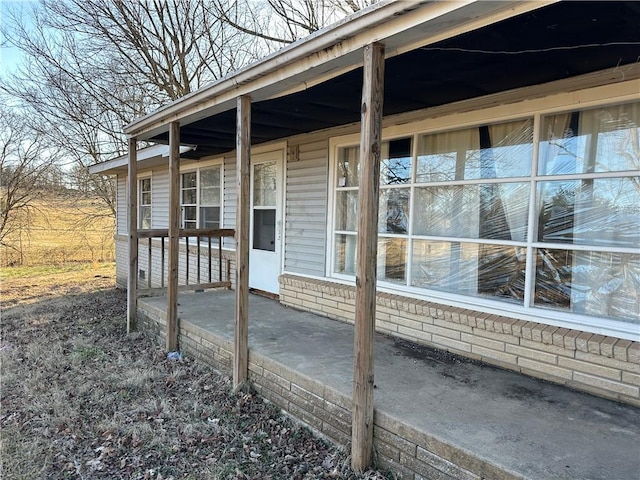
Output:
[{"xmin": 1, "ymin": 274, "xmax": 394, "ymax": 480}]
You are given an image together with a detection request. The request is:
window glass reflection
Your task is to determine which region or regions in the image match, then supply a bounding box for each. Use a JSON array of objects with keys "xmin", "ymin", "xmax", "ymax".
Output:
[
  {"xmin": 410, "ymin": 240, "xmax": 525, "ymax": 303},
  {"xmin": 337, "ymin": 146, "xmax": 359, "ymax": 187},
  {"xmin": 417, "ymin": 119, "xmax": 532, "ymax": 182},
  {"xmin": 537, "ymin": 178, "xmax": 640, "ymax": 248},
  {"xmin": 253, "ymin": 162, "xmax": 277, "ymax": 207},
  {"xmin": 381, "ymin": 138, "xmax": 412, "ymax": 185},
  {"xmin": 379, "ymin": 188, "xmax": 410, "ymax": 234},
  {"xmin": 539, "ymin": 102, "xmax": 640, "ymax": 175},
  {"xmin": 413, "ymin": 183, "xmax": 529, "ymax": 241},
  {"xmin": 534, "ymin": 249, "xmax": 639, "ymax": 322}
]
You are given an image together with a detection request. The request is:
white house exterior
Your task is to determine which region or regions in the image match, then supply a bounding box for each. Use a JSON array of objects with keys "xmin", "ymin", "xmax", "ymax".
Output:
[{"xmin": 92, "ymin": 0, "xmax": 640, "ymax": 409}]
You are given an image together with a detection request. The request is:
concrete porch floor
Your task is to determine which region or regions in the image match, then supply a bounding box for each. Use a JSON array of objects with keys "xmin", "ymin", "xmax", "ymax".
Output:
[{"xmin": 140, "ymin": 290, "xmax": 640, "ymax": 480}]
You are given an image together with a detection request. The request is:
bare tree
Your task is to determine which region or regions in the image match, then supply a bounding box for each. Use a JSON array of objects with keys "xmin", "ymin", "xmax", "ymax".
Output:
[
  {"xmin": 0, "ymin": 0, "xmax": 271, "ymax": 216},
  {"xmin": 0, "ymin": 0, "xmax": 374, "ymax": 221},
  {"xmin": 212, "ymin": 0, "xmax": 377, "ymax": 44},
  {"xmin": 0, "ymin": 103, "xmax": 62, "ymax": 262},
  {"xmin": 34, "ymin": 0, "xmax": 262, "ymax": 101}
]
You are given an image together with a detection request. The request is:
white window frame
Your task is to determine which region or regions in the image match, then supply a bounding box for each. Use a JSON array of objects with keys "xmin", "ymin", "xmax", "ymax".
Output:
[
  {"xmin": 138, "ymin": 175, "xmax": 152, "ymax": 230},
  {"xmin": 179, "ymin": 158, "xmax": 224, "ymax": 234},
  {"xmin": 327, "ymin": 81, "xmax": 640, "ymax": 340}
]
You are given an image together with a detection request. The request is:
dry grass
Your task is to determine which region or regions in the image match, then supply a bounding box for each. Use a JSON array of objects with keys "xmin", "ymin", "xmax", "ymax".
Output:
[
  {"xmin": 0, "ymin": 266, "xmax": 394, "ymax": 479},
  {"xmin": 1, "ymin": 194, "xmax": 114, "ymax": 267},
  {"xmin": 1, "ymin": 263, "xmax": 115, "ymax": 307}
]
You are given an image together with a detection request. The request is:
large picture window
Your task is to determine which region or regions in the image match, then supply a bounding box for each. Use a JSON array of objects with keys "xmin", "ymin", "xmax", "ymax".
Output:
[
  {"xmin": 181, "ymin": 166, "xmax": 222, "ymax": 230},
  {"xmin": 331, "ymin": 101, "xmax": 640, "ymax": 326}
]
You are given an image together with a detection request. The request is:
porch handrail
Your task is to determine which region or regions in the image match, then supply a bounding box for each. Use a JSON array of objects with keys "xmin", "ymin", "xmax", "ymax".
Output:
[
  {"xmin": 136, "ymin": 228, "xmax": 235, "ymax": 297},
  {"xmin": 137, "ymin": 228, "xmax": 235, "ymax": 239}
]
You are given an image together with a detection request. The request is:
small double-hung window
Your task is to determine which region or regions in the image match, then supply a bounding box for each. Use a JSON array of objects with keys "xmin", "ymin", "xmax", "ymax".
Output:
[
  {"xmin": 139, "ymin": 177, "xmax": 152, "ymax": 229},
  {"xmin": 181, "ymin": 166, "xmax": 222, "ymax": 230}
]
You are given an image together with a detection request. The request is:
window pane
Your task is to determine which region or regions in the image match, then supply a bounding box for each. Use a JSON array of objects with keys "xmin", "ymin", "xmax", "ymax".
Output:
[
  {"xmin": 334, "ymin": 234, "xmax": 357, "ymax": 275},
  {"xmin": 183, "ymin": 206, "xmax": 196, "ymax": 223},
  {"xmin": 337, "ymin": 146, "xmax": 360, "ymax": 187},
  {"xmin": 253, "ymin": 209, "xmax": 275, "ymax": 251},
  {"xmin": 200, "ymin": 186, "xmax": 220, "ymax": 205},
  {"xmin": 335, "ymin": 190, "xmax": 358, "ymax": 231},
  {"xmin": 417, "ymin": 128, "xmax": 477, "ymax": 182},
  {"xmin": 379, "ymin": 188, "xmax": 409, "ymax": 234},
  {"xmin": 417, "ymin": 119, "xmax": 532, "ymax": 182},
  {"xmin": 378, "ymin": 237, "xmax": 407, "ymax": 284},
  {"xmin": 254, "ymin": 162, "xmax": 277, "ymax": 207},
  {"xmin": 414, "ymin": 185, "xmax": 474, "ymax": 237},
  {"xmin": 141, "ymin": 191, "xmax": 151, "ymax": 205},
  {"xmin": 200, "ymin": 207, "xmax": 220, "ymax": 229},
  {"xmin": 201, "ymin": 167, "xmax": 221, "ymax": 205},
  {"xmin": 484, "ymin": 120, "xmax": 533, "ymax": 178},
  {"xmin": 140, "ymin": 178, "xmax": 151, "ymax": 192},
  {"xmin": 182, "ymin": 172, "xmax": 197, "ymax": 188},
  {"xmin": 201, "ymin": 167, "xmax": 220, "ymax": 187},
  {"xmin": 534, "ymin": 249, "xmax": 639, "ymax": 323},
  {"xmin": 140, "ymin": 206, "xmax": 151, "ymax": 229},
  {"xmin": 539, "ymin": 102, "xmax": 640, "ymax": 175},
  {"xmin": 411, "ymin": 240, "xmax": 525, "ymax": 302},
  {"xmin": 381, "ymin": 138, "xmax": 412, "ymax": 185},
  {"xmin": 182, "ymin": 188, "xmax": 196, "ymax": 205},
  {"xmin": 413, "ymin": 183, "xmax": 529, "ymax": 241},
  {"xmin": 537, "ymin": 178, "xmax": 640, "ymax": 248}
]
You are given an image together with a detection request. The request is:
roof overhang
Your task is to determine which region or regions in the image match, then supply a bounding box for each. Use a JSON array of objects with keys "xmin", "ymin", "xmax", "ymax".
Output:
[
  {"xmin": 122, "ymin": 0, "xmax": 640, "ymax": 161},
  {"xmin": 88, "ymin": 144, "xmax": 195, "ymax": 175},
  {"xmin": 125, "ymin": 0, "xmax": 555, "ymax": 140}
]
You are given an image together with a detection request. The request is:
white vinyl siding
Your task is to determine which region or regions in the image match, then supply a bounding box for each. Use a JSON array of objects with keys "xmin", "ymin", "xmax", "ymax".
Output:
[
  {"xmin": 115, "ymin": 237, "xmax": 127, "ymax": 287},
  {"xmin": 152, "ymin": 170, "xmax": 170, "ymax": 228},
  {"xmin": 284, "ymin": 140, "xmax": 328, "ymax": 276},
  {"xmin": 223, "ymin": 155, "xmax": 237, "ymax": 249},
  {"xmin": 116, "ymin": 175, "xmax": 127, "ymax": 235}
]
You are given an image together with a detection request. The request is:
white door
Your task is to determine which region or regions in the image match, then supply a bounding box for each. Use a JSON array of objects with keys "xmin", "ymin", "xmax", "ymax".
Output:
[{"xmin": 249, "ymin": 151, "xmax": 283, "ymax": 294}]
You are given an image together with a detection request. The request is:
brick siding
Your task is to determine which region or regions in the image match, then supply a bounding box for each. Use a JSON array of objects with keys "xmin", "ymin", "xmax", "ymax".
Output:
[{"xmin": 279, "ymin": 274, "xmax": 640, "ymax": 407}]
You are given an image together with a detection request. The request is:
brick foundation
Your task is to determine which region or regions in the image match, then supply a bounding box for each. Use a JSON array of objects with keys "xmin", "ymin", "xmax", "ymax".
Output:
[
  {"xmin": 137, "ymin": 305, "xmax": 519, "ymax": 480},
  {"xmin": 279, "ymin": 274, "xmax": 640, "ymax": 407}
]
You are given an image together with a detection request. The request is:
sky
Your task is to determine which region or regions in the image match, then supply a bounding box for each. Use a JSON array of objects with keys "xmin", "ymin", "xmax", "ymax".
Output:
[{"xmin": 0, "ymin": 0, "xmax": 35, "ymax": 78}]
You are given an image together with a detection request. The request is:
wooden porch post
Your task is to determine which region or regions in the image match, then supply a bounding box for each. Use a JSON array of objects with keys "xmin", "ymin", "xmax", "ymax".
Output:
[
  {"xmin": 167, "ymin": 122, "xmax": 180, "ymax": 351},
  {"xmin": 127, "ymin": 137, "xmax": 138, "ymax": 334},
  {"xmin": 233, "ymin": 95, "xmax": 251, "ymax": 390},
  {"xmin": 351, "ymin": 42, "xmax": 385, "ymax": 472}
]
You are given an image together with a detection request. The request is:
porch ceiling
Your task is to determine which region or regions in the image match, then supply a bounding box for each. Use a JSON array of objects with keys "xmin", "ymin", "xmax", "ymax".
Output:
[{"xmin": 151, "ymin": 1, "xmax": 640, "ymax": 159}]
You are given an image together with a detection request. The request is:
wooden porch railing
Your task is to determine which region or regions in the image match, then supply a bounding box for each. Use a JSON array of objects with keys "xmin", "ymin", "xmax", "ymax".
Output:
[{"xmin": 136, "ymin": 228, "xmax": 235, "ymax": 297}]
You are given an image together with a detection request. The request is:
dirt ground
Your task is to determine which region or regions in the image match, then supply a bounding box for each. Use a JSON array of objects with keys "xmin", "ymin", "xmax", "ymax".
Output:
[{"xmin": 0, "ymin": 265, "xmax": 393, "ymax": 479}]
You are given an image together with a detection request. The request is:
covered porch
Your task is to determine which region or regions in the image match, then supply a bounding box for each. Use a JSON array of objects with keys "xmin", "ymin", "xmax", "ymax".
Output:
[
  {"xmin": 96, "ymin": 1, "xmax": 640, "ymax": 476},
  {"xmin": 137, "ymin": 289, "xmax": 640, "ymax": 480}
]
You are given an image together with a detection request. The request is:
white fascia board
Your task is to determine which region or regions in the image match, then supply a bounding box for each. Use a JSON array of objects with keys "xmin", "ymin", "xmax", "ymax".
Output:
[
  {"xmin": 126, "ymin": 1, "xmax": 557, "ymax": 141},
  {"xmin": 88, "ymin": 144, "xmax": 195, "ymax": 175}
]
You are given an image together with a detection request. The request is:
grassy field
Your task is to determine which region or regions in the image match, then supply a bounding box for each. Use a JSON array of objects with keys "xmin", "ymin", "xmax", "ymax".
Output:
[
  {"xmin": 0, "ymin": 262, "xmax": 116, "ymax": 307},
  {"xmin": 1, "ymin": 193, "xmax": 115, "ymax": 267},
  {"xmin": 0, "ymin": 265, "xmax": 393, "ymax": 479}
]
